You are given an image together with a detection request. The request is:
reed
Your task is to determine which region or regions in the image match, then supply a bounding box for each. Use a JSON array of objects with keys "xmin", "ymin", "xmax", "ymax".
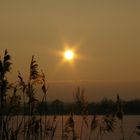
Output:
[
  {"xmin": 0, "ymin": 49, "xmax": 140, "ymax": 140},
  {"xmin": 116, "ymin": 94, "xmax": 124, "ymax": 140}
]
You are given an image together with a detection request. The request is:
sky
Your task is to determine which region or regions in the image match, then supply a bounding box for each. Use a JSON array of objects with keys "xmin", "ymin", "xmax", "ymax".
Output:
[{"xmin": 0, "ymin": 0, "xmax": 140, "ymax": 101}]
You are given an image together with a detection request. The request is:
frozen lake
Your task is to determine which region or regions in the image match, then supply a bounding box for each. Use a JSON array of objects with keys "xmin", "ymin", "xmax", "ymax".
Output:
[{"xmin": 3, "ymin": 115, "xmax": 140, "ymax": 140}]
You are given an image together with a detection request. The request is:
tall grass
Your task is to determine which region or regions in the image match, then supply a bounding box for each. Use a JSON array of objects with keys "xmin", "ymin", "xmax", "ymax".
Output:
[{"xmin": 0, "ymin": 50, "xmax": 140, "ymax": 140}]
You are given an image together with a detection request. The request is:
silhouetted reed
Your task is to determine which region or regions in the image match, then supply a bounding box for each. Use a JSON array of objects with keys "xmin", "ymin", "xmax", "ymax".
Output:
[
  {"xmin": 116, "ymin": 94, "xmax": 124, "ymax": 140},
  {"xmin": 63, "ymin": 113, "xmax": 77, "ymax": 140},
  {"xmin": 74, "ymin": 87, "xmax": 88, "ymax": 140},
  {"xmin": 0, "ymin": 49, "xmax": 140, "ymax": 140}
]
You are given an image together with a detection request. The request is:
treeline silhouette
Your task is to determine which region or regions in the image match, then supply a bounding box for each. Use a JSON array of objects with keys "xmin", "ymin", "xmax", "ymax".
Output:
[
  {"xmin": 5, "ymin": 98, "xmax": 140, "ymax": 115},
  {"xmin": 39, "ymin": 98, "xmax": 140, "ymax": 115}
]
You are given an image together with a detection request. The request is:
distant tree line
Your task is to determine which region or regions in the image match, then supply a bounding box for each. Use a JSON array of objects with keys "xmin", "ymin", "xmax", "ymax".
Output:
[
  {"xmin": 5, "ymin": 98, "xmax": 140, "ymax": 115},
  {"xmin": 44, "ymin": 98, "xmax": 140, "ymax": 115}
]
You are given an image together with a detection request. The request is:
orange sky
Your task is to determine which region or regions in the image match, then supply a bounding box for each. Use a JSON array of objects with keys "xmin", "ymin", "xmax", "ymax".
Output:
[{"xmin": 0, "ymin": 0, "xmax": 140, "ymax": 100}]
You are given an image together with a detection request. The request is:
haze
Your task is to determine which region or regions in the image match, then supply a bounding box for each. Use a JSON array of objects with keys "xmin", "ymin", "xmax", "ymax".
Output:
[{"xmin": 0, "ymin": 0, "xmax": 140, "ymax": 101}]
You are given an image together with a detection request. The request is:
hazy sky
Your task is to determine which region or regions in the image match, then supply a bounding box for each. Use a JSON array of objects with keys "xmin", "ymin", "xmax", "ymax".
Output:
[{"xmin": 0, "ymin": 0, "xmax": 140, "ymax": 100}]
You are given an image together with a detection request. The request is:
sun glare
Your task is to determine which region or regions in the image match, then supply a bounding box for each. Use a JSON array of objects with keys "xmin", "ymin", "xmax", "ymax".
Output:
[{"xmin": 64, "ymin": 50, "xmax": 74, "ymax": 61}]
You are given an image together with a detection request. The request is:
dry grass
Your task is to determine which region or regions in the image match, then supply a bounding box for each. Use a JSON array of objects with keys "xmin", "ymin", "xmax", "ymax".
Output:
[{"xmin": 0, "ymin": 50, "xmax": 140, "ymax": 140}]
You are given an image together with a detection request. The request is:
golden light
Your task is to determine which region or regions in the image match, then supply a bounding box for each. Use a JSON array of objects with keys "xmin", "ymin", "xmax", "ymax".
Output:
[{"xmin": 64, "ymin": 49, "xmax": 74, "ymax": 61}]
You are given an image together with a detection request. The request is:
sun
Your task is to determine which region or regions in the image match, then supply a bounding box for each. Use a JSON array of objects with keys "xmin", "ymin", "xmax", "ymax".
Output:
[{"xmin": 64, "ymin": 50, "xmax": 74, "ymax": 61}]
